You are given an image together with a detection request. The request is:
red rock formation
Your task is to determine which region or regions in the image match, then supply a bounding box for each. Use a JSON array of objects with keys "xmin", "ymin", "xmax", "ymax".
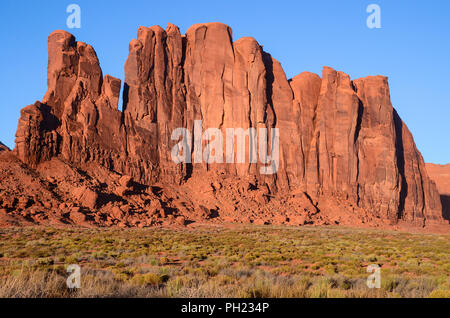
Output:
[
  {"xmin": 426, "ymin": 164, "xmax": 450, "ymax": 194},
  {"xmin": 5, "ymin": 23, "xmax": 447, "ymax": 229},
  {"xmin": 426, "ymin": 163, "xmax": 450, "ymax": 222},
  {"xmin": 0, "ymin": 142, "xmax": 9, "ymax": 152},
  {"xmin": 302, "ymin": 67, "xmax": 360, "ymax": 203}
]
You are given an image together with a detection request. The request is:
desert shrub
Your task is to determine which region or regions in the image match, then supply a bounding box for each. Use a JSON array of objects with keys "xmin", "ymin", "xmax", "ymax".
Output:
[
  {"xmin": 130, "ymin": 273, "xmax": 164, "ymax": 286},
  {"xmin": 35, "ymin": 258, "xmax": 54, "ymax": 266},
  {"xmin": 428, "ymin": 290, "xmax": 450, "ymax": 298},
  {"xmin": 307, "ymin": 277, "xmax": 333, "ymax": 298}
]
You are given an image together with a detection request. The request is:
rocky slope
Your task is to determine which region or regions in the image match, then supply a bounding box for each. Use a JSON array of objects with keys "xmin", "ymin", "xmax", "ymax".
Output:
[
  {"xmin": 1, "ymin": 22, "xmax": 447, "ymax": 229},
  {"xmin": 426, "ymin": 163, "xmax": 450, "ymax": 221},
  {"xmin": 0, "ymin": 142, "xmax": 9, "ymax": 152}
]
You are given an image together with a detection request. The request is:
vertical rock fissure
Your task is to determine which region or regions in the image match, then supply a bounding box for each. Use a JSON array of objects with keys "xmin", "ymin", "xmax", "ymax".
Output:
[{"xmin": 394, "ymin": 109, "xmax": 407, "ymax": 220}]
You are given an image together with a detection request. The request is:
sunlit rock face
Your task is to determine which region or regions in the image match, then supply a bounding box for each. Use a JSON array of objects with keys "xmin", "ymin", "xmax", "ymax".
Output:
[{"xmin": 11, "ymin": 23, "xmax": 445, "ymax": 227}]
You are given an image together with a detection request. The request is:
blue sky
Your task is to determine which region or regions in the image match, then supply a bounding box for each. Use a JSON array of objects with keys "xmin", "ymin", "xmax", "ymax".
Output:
[{"xmin": 0, "ymin": 0, "xmax": 449, "ymax": 163}]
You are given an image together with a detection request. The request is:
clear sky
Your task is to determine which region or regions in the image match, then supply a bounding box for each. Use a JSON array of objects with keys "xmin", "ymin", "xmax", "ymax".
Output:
[{"xmin": 0, "ymin": 0, "xmax": 449, "ymax": 164}]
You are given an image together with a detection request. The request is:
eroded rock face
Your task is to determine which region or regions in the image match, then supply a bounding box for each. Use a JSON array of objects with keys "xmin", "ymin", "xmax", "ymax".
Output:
[
  {"xmin": 15, "ymin": 102, "xmax": 59, "ymax": 166},
  {"xmin": 352, "ymin": 76, "xmax": 399, "ymax": 221},
  {"xmin": 10, "ymin": 23, "xmax": 446, "ymax": 228}
]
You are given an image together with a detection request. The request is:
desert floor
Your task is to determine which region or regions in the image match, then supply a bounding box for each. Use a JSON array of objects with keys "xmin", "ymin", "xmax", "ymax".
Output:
[{"xmin": 0, "ymin": 224, "xmax": 448, "ymax": 298}]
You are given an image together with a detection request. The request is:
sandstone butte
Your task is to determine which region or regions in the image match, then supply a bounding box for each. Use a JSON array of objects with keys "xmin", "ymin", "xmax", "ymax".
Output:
[{"xmin": 0, "ymin": 22, "xmax": 448, "ymax": 231}]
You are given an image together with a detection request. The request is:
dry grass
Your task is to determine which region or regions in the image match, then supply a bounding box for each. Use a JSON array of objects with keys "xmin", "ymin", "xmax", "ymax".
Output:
[{"xmin": 0, "ymin": 225, "xmax": 448, "ymax": 298}]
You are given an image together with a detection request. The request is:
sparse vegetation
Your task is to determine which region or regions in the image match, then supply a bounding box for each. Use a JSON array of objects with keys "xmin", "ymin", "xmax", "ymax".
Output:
[{"xmin": 0, "ymin": 225, "xmax": 448, "ymax": 298}]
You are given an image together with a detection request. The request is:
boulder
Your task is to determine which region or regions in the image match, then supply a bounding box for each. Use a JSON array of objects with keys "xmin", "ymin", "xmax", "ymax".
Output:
[{"xmin": 73, "ymin": 186, "xmax": 99, "ymax": 210}]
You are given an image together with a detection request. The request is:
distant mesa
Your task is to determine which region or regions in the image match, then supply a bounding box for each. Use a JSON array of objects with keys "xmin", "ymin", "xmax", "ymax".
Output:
[{"xmin": 426, "ymin": 163, "xmax": 450, "ymax": 222}]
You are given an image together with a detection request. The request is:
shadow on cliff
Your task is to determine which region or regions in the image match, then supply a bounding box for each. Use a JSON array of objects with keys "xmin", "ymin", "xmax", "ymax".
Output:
[
  {"xmin": 41, "ymin": 103, "xmax": 61, "ymax": 131},
  {"xmin": 393, "ymin": 110, "xmax": 408, "ymax": 220},
  {"xmin": 122, "ymin": 84, "xmax": 129, "ymax": 113},
  {"xmin": 262, "ymin": 52, "xmax": 277, "ymax": 127},
  {"xmin": 441, "ymin": 195, "xmax": 450, "ymax": 222}
]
